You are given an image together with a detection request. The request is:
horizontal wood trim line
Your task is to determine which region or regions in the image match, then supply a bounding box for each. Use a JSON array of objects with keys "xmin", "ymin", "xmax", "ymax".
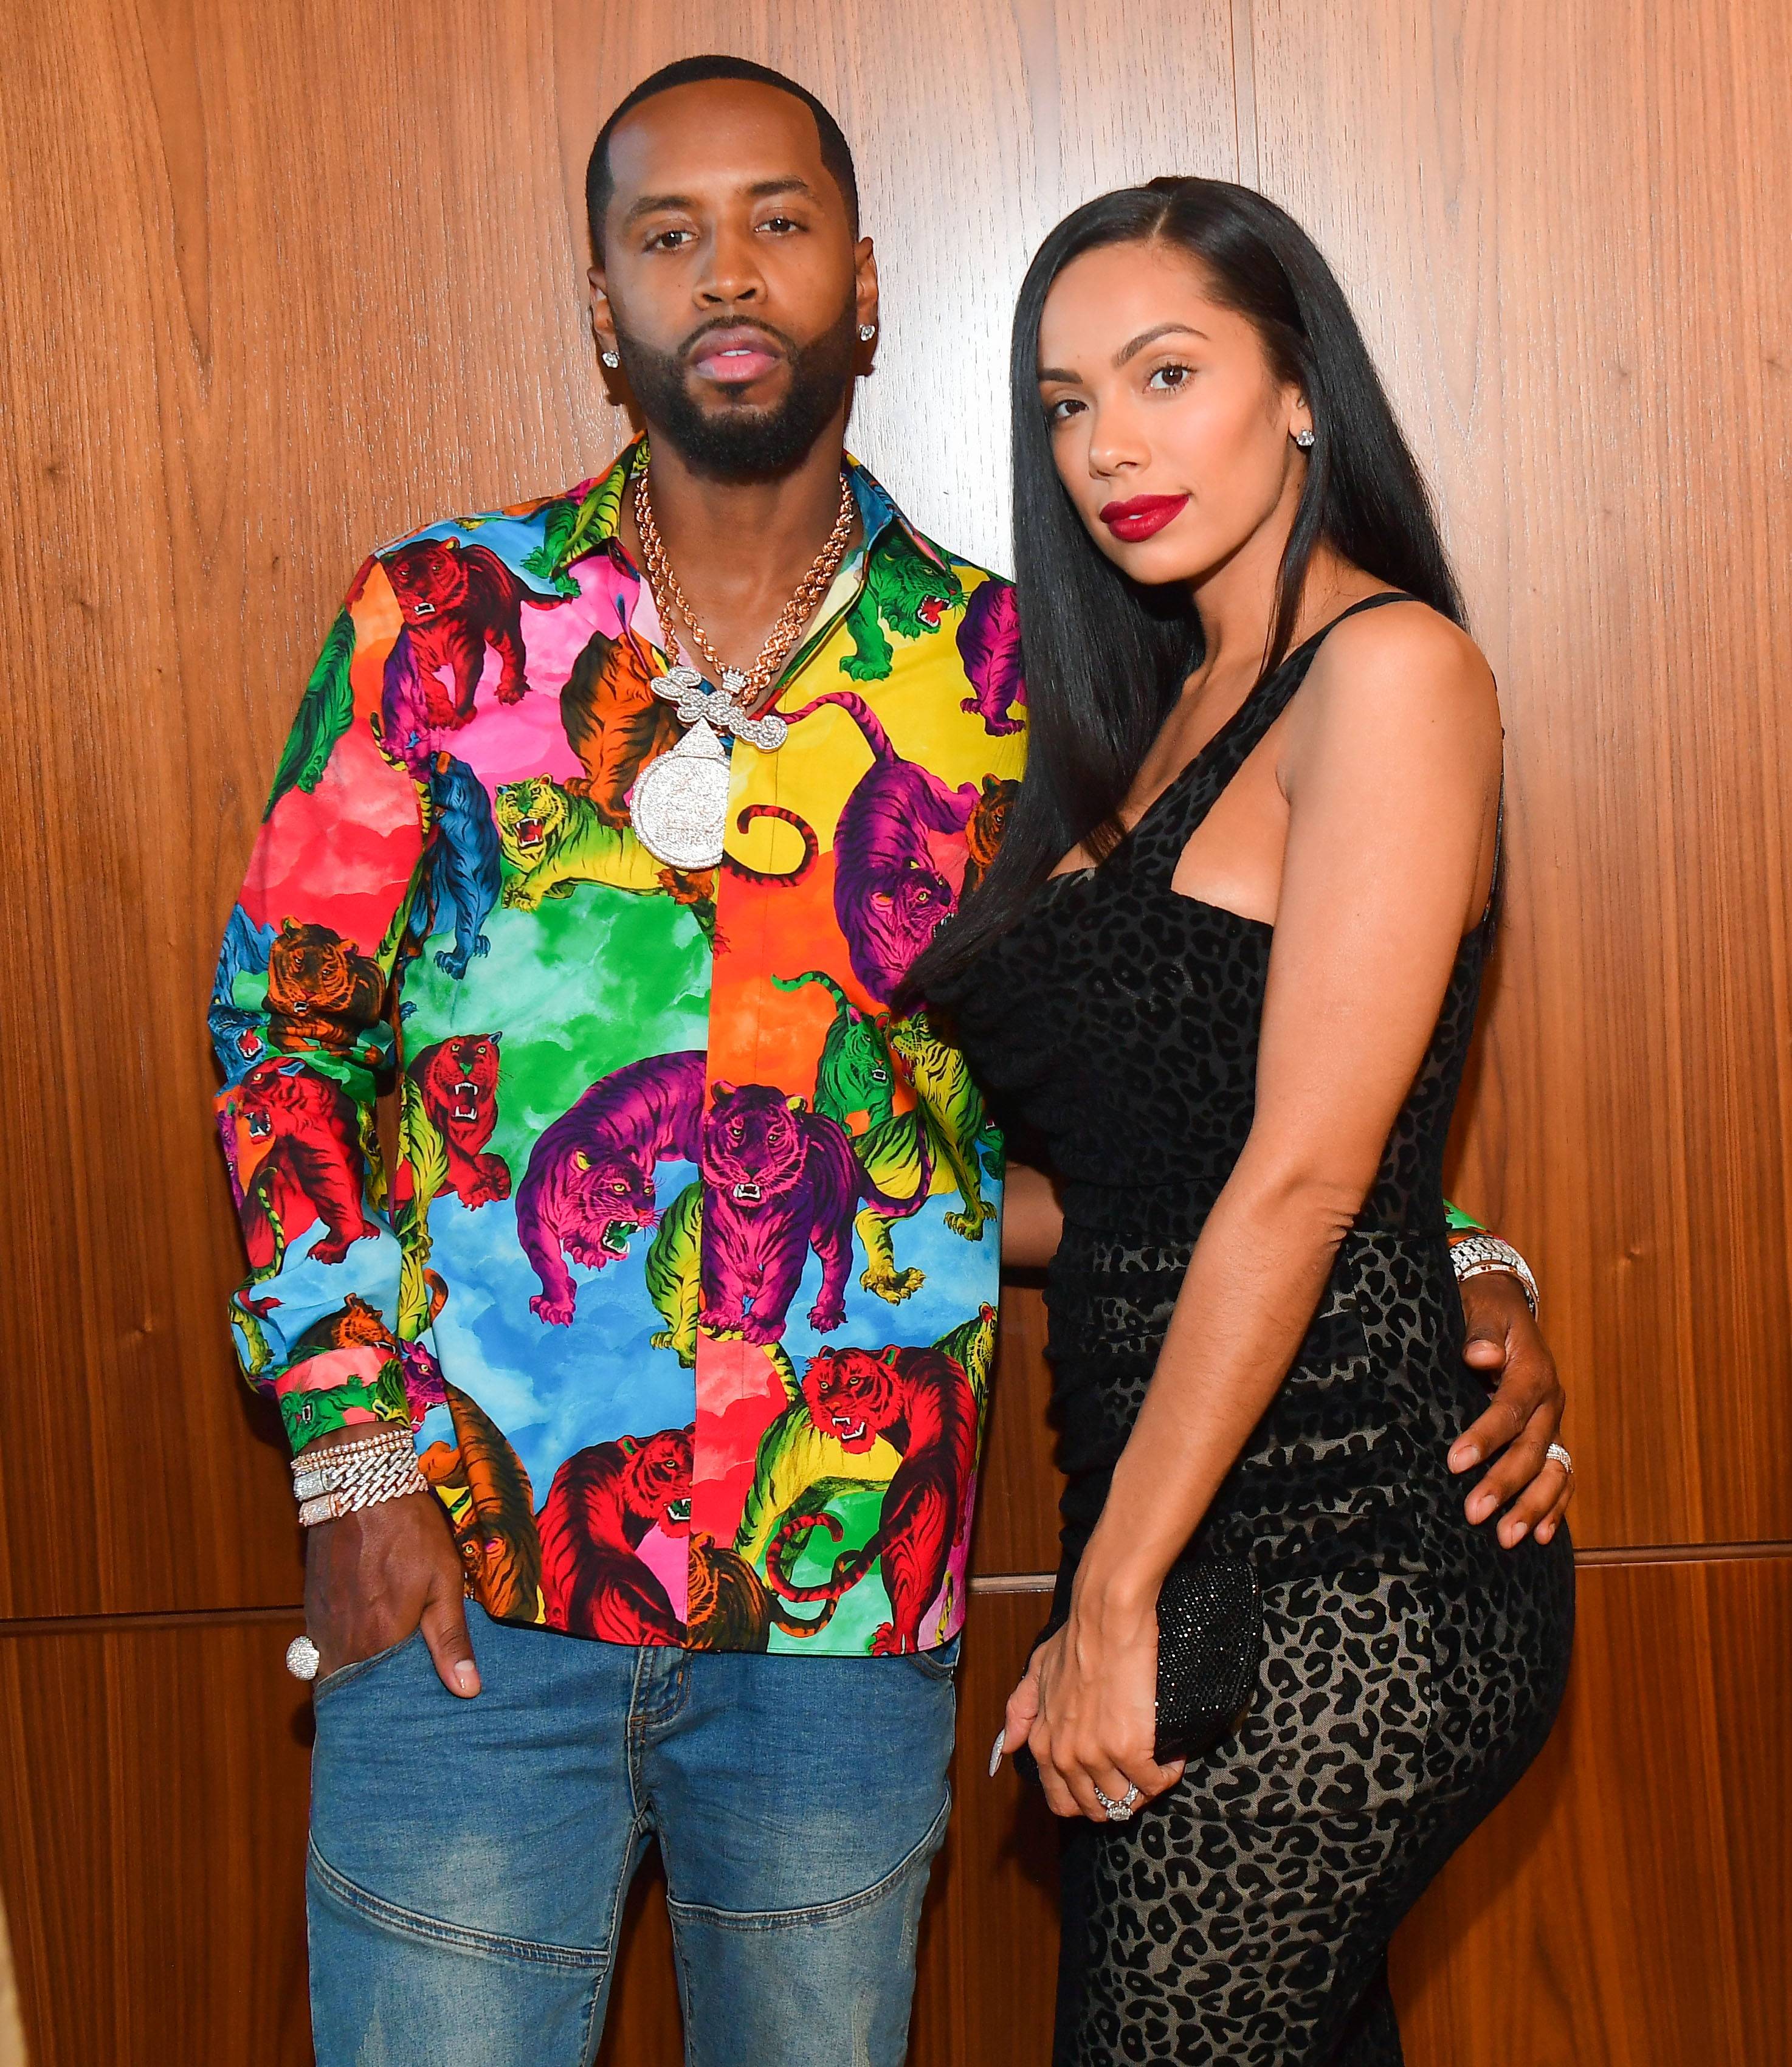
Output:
[
  {"xmin": 0, "ymin": 1605, "xmax": 302, "ymax": 1640},
  {"xmin": 1571, "ymin": 1540, "xmax": 1792, "ymax": 1567},
  {"xmin": 4, "ymin": 1545, "xmax": 1790, "ymax": 1631},
  {"xmin": 971, "ymin": 1543, "xmax": 1792, "ymax": 1595}
]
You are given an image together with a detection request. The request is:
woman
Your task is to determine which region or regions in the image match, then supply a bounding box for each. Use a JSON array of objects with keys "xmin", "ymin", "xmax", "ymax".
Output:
[{"xmin": 914, "ymin": 179, "xmax": 1574, "ymax": 2063}]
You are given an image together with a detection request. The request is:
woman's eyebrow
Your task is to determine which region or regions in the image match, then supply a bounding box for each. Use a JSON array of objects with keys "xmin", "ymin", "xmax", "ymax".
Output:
[
  {"xmin": 1039, "ymin": 322, "xmax": 1212, "ymax": 383},
  {"xmin": 1114, "ymin": 322, "xmax": 1208, "ymax": 365}
]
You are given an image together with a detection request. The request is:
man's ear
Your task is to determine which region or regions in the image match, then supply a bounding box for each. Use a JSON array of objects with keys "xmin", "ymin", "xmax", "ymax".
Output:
[
  {"xmin": 588, "ymin": 264, "xmax": 620, "ymax": 367},
  {"xmin": 854, "ymin": 237, "xmax": 880, "ymax": 342}
]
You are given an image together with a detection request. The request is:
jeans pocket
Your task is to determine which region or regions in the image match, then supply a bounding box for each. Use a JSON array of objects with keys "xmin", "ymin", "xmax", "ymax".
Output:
[
  {"xmin": 312, "ymin": 1626, "xmax": 428, "ymax": 1706},
  {"xmin": 901, "ymin": 1633, "xmax": 962, "ymax": 1683}
]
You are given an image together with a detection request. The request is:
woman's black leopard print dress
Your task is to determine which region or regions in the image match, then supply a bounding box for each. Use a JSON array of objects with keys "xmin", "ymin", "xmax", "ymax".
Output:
[{"xmin": 941, "ymin": 596, "xmax": 1574, "ymax": 2065}]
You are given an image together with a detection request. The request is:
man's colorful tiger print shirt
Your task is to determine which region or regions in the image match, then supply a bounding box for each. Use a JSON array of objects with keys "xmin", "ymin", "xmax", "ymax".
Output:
[{"xmin": 211, "ymin": 440, "xmax": 1027, "ymax": 1657}]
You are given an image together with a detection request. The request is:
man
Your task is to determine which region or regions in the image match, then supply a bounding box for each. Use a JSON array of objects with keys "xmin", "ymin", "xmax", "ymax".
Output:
[{"xmin": 210, "ymin": 55, "xmax": 1571, "ymax": 2066}]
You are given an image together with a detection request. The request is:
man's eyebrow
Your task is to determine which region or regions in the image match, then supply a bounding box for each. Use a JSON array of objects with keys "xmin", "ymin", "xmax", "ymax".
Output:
[
  {"xmin": 621, "ymin": 191, "xmax": 694, "ymax": 228},
  {"xmin": 745, "ymin": 176, "xmax": 819, "ymax": 202},
  {"xmin": 621, "ymin": 176, "xmax": 819, "ymax": 229},
  {"xmin": 1114, "ymin": 322, "xmax": 1207, "ymax": 365}
]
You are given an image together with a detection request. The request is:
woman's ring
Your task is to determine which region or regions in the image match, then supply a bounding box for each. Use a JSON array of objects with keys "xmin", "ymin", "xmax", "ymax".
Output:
[
  {"xmin": 1546, "ymin": 1443, "xmax": 1573, "ymax": 1475},
  {"xmin": 1092, "ymin": 1782, "xmax": 1141, "ymax": 1821},
  {"xmin": 286, "ymin": 1635, "xmax": 321, "ymax": 1682}
]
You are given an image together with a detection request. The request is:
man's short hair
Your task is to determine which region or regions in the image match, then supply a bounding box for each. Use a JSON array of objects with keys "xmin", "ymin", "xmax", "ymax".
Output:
[{"xmin": 586, "ymin": 55, "xmax": 860, "ymax": 261}]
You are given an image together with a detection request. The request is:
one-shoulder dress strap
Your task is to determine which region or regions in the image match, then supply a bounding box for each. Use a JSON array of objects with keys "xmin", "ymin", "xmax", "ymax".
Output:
[{"xmin": 1129, "ymin": 590, "xmax": 1419, "ymax": 877}]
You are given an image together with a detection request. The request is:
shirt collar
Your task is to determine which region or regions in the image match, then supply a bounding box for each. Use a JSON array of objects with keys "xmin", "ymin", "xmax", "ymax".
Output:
[{"xmin": 551, "ymin": 434, "xmax": 960, "ymax": 599}]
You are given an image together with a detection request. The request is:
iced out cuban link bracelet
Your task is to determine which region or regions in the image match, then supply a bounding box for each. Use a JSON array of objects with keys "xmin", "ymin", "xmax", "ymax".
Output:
[
  {"xmin": 289, "ymin": 1423, "xmax": 427, "ymax": 1528},
  {"xmin": 627, "ymin": 466, "xmax": 854, "ymax": 870}
]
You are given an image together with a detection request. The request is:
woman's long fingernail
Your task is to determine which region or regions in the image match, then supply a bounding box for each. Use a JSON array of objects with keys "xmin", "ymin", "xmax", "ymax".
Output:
[{"xmin": 988, "ymin": 1728, "xmax": 1006, "ymax": 1777}]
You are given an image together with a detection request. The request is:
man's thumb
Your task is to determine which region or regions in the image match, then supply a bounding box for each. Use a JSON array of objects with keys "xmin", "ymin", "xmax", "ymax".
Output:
[{"xmin": 421, "ymin": 1577, "xmax": 481, "ymax": 1697}]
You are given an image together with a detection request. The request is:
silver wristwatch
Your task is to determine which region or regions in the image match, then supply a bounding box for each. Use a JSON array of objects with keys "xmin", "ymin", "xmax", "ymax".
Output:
[{"xmin": 1449, "ymin": 1232, "xmax": 1539, "ymax": 1317}]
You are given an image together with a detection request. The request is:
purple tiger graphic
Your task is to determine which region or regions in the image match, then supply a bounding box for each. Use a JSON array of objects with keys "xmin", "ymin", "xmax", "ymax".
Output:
[
  {"xmin": 956, "ymin": 578, "xmax": 1025, "ymax": 736},
  {"xmin": 700, "ymin": 1082, "xmax": 934, "ymax": 1346},
  {"xmin": 782, "ymin": 689, "xmax": 984, "ymax": 1004},
  {"xmin": 517, "ymin": 1051, "xmax": 706, "ymax": 1325}
]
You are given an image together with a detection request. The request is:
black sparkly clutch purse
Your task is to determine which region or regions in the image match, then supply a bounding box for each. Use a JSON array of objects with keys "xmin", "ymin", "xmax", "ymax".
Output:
[
  {"xmin": 1151, "ymin": 1555, "xmax": 1263, "ymax": 1762},
  {"xmin": 1017, "ymin": 1555, "xmax": 1262, "ymax": 1781}
]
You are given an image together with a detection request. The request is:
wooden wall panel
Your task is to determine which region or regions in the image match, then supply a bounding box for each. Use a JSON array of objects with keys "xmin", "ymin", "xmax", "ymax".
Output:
[
  {"xmin": 2, "ymin": 1, "xmax": 1788, "ymax": 2062},
  {"xmin": 1247, "ymin": 0, "xmax": 1792, "ymax": 1550},
  {"xmin": 1391, "ymin": 1555, "xmax": 1792, "ymax": 2066},
  {"xmin": 0, "ymin": 1613, "xmax": 313, "ymax": 2067}
]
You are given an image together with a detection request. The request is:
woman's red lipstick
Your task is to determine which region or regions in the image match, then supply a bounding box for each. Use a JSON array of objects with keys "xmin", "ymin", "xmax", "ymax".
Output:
[{"xmin": 1099, "ymin": 493, "xmax": 1190, "ymax": 543}]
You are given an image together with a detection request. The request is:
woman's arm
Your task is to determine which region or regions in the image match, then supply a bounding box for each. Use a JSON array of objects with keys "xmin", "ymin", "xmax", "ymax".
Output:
[
  {"xmin": 1012, "ymin": 605, "xmax": 1503, "ymax": 1821},
  {"xmin": 1001, "ymin": 1161, "xmax": 1064, "ymax": 1268}
]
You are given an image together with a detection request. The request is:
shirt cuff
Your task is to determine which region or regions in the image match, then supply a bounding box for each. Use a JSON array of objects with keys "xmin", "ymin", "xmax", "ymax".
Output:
[{"xmin": 274, "ymin": 1348, "xmax": 412, "ymax": 1455}]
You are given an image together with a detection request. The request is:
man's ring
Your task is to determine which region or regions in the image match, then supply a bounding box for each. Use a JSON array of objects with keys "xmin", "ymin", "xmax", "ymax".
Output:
[
  {"xmin": 286, "ymin": 1635, "xmax": 320, "ymax": 1682},
  {"xmin": 1546, "ymin": 1443, "xmax": 1573, "ymax": 1475},
  {"xmin": 1092, "ymin": 1782, "xmax": 1141, "ymax": 1821}
]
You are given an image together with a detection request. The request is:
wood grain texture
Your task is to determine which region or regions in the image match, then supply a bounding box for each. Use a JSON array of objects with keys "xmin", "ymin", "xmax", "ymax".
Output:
[
  {"xmin": 1391, "ymin": 1555, "xmax": 1792, "ymax": 2066},
  {"xmin": 970, "ymin": 1280, "xmax": 1063, "ymax": 1576},
  {"xmin": 0, "ymin": 1613, "xmax": 314, "ymax": 2067},
  {"xmin": 1247, "ymin": 0, "xmax": 1792, "ymax": 1550}
]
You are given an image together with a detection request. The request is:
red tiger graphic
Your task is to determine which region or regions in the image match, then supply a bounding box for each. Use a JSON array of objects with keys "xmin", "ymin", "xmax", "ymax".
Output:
[
  {"xmin": 223, "ymin": 1057, "xmax": 382, "ymax": 1271},
  {"xmin": 765, "ymin": 1345, "xmax": 977, "ymax": 1654},
  {"xmin": 537, "ymin": 1424, "xmax": 694, "ymax": 1644},
  {"xmin": 381, "ymin": 536, "xmax": 557, "ymax": 722},
  {"xmin": 407, "ymin": 1032, "xmax": 509, "ymax": 1207}
]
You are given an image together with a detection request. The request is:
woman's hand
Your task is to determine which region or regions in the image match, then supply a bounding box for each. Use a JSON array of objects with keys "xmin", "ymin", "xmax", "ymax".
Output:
[{"xmin": 1002, "ymin": 1589, "xmax": 1186, "ymax": 1821}]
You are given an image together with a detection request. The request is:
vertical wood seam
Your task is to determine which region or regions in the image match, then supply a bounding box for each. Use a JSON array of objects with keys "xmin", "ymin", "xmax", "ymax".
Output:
[{"xmin": 1230, "ymin": 0, "xmax": 1260, "ymax": 187}]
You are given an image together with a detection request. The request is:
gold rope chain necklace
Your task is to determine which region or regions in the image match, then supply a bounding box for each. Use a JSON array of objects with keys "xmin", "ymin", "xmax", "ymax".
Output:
[
  {"xmin": 634, "ymin": 466, "xmax": 856, "ymax": 755},
  {"xmin": 624, "ymin": 466, "xmax": 856, "ymax": 874}
]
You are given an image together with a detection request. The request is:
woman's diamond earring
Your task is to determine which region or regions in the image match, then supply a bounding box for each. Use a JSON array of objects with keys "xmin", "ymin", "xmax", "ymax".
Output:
[
  {"xmin": 1294, "ymin": 426, "xmax": 1315, "ymax": 449},
  {"xmin": 858, "ymin": 323, "xmax": 877, "ymax": 342},
  {"xmin": 601, "ymin": 349, "xmax": 620, "ymax": 370}
]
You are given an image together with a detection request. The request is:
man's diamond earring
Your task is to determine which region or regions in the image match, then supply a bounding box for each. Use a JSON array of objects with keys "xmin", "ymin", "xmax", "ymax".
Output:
[
  {"xmin": 1293, "ymin": 426, "xmax": 1315, "ymax": 448},
  {"xmin": 858, "ymin": 323, "xmax": 877, "ymax": 342},
  {"xmin": 601, "ymin": 348, "xmax": 620, "ymax": 370}
]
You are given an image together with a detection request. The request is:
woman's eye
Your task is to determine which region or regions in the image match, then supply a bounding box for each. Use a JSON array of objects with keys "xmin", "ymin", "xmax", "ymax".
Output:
[
  {"xmin": 1044, "ymin": 396, "xmax": 1084, "ymax": 426},
  {"xmin": 1146, "ymin": 362, "xmax": 1193, "ymax": 393}
]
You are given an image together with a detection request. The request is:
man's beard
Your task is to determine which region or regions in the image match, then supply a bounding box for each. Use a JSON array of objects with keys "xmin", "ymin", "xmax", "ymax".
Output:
[{"xmin": 613, "ymin": 302, "xmax": 859, "ymax": 483}]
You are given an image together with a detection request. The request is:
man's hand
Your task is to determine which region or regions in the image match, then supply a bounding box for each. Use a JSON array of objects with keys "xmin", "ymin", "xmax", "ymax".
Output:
[
  {"xmin": 303, "ymin": 1468, "xmax": 481, "ymax": 1697},
  {"xmin": 1448, "ymin": 1270, "xmax": 1573, "ymax": 1549}
]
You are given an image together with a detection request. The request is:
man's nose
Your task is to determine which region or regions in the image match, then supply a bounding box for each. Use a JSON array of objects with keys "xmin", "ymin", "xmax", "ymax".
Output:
[{"xmin": 697, "ymin": 226, "xmax": 766, "ymax": 307}]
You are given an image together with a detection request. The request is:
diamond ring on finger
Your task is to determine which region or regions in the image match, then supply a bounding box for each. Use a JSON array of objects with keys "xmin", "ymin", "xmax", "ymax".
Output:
[
  {"xmin": 1546, "ymin": 1442, "xmax": 1573, "ymax": 1475},
  {"xmin": 1092, "ymin": 1782, "xmax": 1141, "ymax": 1821}
]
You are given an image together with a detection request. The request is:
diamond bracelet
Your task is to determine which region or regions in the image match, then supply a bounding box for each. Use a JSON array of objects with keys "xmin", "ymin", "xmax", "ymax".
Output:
[
  {"xmin": 291, "ymin": 1424, "xmax": 427, "ymax": 1527},
  {"xmin": 1449, "ymin": 1232, "xmax": 1540, "ymax": 1318}
]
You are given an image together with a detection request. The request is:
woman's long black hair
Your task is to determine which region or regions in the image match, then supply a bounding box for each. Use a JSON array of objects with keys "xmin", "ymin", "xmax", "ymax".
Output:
[{"xmin": 909, "ymin": 178, "xmax": 1464, "ymax": 1002}]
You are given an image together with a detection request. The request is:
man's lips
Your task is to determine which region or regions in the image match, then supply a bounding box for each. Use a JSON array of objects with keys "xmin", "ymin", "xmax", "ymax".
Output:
[
  {"xmin": 1100, "ymin": 493, "xmax": 1190, "ymax": 543},
  {"xmin": 689, "ymin": 328, "xmax": 784, "ymax": 384}
]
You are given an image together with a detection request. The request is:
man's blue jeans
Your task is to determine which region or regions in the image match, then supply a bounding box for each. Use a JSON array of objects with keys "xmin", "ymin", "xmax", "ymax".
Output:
[{"xmin": 306, "ymin": 1606, "xmax": 957, "ymax": 2067}]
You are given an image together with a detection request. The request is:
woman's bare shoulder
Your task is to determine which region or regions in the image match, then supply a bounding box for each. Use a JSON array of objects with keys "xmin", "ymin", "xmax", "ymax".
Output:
[{"xmin": 1293, "ymin": 596, "xmax": 1500, "ymax": 769}]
